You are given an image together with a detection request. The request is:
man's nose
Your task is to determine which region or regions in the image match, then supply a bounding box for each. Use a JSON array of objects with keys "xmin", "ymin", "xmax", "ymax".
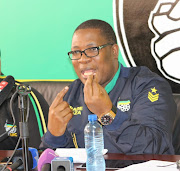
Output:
[{"xmin": 78, "ymin": 52, "xmax": 91, "ymax": 63}]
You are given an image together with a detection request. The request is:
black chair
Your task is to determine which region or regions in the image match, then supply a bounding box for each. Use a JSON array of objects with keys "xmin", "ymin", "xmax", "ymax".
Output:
[{"xmin": 172, "ymin": 93, "xmax": 180, "ymax": 154}]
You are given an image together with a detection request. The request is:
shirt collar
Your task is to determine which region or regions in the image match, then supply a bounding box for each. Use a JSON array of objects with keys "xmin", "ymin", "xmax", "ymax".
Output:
[{"xmin": 105, "ymin": 62, "xmax": 121, "ymax": 94}]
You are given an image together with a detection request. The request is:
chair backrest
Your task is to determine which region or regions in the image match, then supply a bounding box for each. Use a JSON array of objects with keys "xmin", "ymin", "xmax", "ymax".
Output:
[
  {"xmin": 24, "ymin": 81, "xmax": 71, "ymax": 106},
  {"xmin": 172, "ymin": 93, "xmax": 180, "ymax": 154}
]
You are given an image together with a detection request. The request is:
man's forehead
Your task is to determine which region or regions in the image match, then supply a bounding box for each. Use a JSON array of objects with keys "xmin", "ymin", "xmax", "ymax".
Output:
[
  {"xmin": 72, "ymin": 29, "xmax": 105, "ymax": 47},
  {"xmin": 74, "ymin": 28, "xmax": 101, "ymax": 34},
  {"xmin": 71, "ymin": 42, "xmax": 97, "ymax": 49},
  {"xmin": 73, "ymin": 28, "xmax": 103, "ymax": 39}
]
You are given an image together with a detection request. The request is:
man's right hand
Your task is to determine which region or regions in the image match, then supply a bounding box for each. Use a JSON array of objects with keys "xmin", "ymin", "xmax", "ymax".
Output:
[{"xmin": 47, "ymin": 86, "xmax": 73, "ymax": 136}]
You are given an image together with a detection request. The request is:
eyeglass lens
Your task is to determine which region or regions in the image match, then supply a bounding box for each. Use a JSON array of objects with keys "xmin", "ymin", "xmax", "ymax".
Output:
[{"xmin": 70, "ymin": 47, "xmax": 98, "ymax": 60}]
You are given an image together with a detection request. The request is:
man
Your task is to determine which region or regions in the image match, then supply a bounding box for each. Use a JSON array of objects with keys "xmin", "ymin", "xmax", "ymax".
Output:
[
  {"xmin": 0, "ymin": 70, "xmax": 49, "ymax": 149},
  {"xmin": 40, "ymin": 19, "xmax": 176, "ymax": 154}
]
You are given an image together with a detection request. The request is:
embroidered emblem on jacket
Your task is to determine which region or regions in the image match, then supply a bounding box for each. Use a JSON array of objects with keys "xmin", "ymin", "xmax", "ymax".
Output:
[
  {"xmin": 117, "ymin": 100, "xmax": 131, "ymax": 112},
  {"xmin": 70, "ymin": 106, "xmax": 83, "ymax": 115},
  {"xmin": 148, "ymin": 87, "xmax": 159, "ymax": 102},
  {"xmin": 4, "ymin": 122, "xmax": 17, "ymax": 137}
]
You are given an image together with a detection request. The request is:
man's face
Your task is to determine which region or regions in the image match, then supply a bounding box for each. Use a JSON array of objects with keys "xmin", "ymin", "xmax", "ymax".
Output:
[{"xmin": 71, "ymin": 28, "xmax": 118, "ymax": 87}]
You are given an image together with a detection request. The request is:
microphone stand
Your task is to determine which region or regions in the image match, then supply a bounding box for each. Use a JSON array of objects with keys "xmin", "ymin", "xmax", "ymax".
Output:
[{"xmin": 17, "ymin": 84, "xmax": 31, "ymax": 171}]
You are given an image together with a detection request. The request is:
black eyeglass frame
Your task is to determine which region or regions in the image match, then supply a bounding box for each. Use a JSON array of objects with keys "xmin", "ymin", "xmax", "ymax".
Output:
[{"xmin": 68, "ymin": 43, "xmax": 114, "ymax": 60}]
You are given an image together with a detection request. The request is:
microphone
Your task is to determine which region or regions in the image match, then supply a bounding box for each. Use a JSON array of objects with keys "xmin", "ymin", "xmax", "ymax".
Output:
[
  {"xmin": 0, "ymin": 75, "xmax": 15, "ymax": 106},
  {"xmin": 51, "ymin": 157, "xmax": 73, "ymax": 171},
  {"xmin": 38, "ymin": 148, "xmax": 58, "ymax": 171},
  {"xmin": 5, "ymin": 147, "xmax": 38, "ymax": 170},
  {"xmin": 27, "ymin": 147, "xmax": 39, "ymax": 169},
  {"xmin": 41, "ymin": 163, "xmax": 51, "ymax": 171}
]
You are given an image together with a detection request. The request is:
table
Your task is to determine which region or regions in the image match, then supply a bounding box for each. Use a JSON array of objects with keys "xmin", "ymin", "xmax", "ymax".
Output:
[{"xmin": 1, "ymin": 150, "xmax": 180, "ymax": 171}]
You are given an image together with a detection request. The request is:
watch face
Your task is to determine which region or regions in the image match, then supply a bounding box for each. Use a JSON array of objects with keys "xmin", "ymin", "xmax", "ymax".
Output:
[{"xmin": 101, "ymin": 114, "xmax": 113, "ymax": 125}]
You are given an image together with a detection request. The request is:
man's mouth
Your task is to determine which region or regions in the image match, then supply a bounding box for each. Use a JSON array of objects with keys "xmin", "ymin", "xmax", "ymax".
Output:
[{"xmin": 81, "ymin": 69, "xmax": 95, "ymax": 78}]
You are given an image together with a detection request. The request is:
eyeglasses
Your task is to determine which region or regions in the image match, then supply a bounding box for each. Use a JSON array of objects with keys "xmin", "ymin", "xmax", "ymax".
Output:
[{"xmin": 68, "ymin": 43, "xmax": 114, "ymax": 60}]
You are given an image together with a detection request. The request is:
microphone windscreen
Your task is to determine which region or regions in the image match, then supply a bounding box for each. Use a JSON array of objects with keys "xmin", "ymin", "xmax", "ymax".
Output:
[
  {"xmin": 12, "ymin": 147, "xmax": 38, "ymax": 170},
  {"xmin": 38, "ymin": 148, "xmax": 58, "ymax": 171},
  {"xmin": 0, "ymin": 75, "xmax": 15, "ymax": 106},
  {"xmin": 28, "ymin": 147, "xmax": 39, "ymax": 169},
  {"xmin": 12, "ymin": 148, "xmax": 33, "ymax": 170},
  {"xmin": 41, "ymin": 163, "xmax": 51, "ymax": 171}
]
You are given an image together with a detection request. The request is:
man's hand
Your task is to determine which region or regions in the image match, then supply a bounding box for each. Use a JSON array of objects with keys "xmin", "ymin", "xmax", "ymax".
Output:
[
  {"xmin": 84, "ymin": 74, "xmax": 112, "ymax": 117},
  {"xmin": 48, "ymin": 86, "xmax": 73, "ymax": 136}
]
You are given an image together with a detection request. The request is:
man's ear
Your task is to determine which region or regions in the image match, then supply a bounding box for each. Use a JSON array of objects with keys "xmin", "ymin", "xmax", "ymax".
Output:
[{"xmin": 112, "ymin": 44, "xmax": 119, "ymax": 59}]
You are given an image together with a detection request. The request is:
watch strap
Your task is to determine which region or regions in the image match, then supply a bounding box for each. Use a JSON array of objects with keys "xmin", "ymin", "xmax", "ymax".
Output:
[
  {"xmin": 108, "ymin": 110, "xmax": 116, "ymax": 119},
  {"xmin": 98, "ymin": 105, "xmax": 117, "ymax": 125},
  {"xmin": 112, "ymin": 105, "xmax": 117, "ymax": 114}
]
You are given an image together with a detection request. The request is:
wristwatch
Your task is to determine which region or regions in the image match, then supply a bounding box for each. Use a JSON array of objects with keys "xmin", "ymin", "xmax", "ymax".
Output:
[{"xmin": 98, "ymin": 105, "xmax": 117, "ymax": 125}]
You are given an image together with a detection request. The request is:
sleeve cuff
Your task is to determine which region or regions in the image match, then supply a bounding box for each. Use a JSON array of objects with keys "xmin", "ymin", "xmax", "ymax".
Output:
[
  {"xmin": 105, "ymin": 109, "xmax": 129, "ymax": 130},
  {"xmin": 44, "ymin": 130, "xmax": 67, "ymax": 148}
]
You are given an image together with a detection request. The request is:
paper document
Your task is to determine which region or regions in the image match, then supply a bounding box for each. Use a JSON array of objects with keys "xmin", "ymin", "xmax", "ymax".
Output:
[
  {"xmin": 55, "ymin": 148, "xmax": 108, "ymax": 163},
  {"xmin": 118, "ymin": 160, "xmax": 177, "ymax": 171}
]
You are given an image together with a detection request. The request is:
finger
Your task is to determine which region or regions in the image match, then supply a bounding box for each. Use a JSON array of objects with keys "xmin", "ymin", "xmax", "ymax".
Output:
[
  {"xmin": 54, "ymin": 101, "xmax": 72, "ymax": 118},
  {"xmin": 64, "ymin": 112, "xmax": 73, "ymax": 124},
  {"xmin": 84, "ymin": 74, "xmax": 93, "ymax": 97},
  {"xmin": 92, "ymin": 74, "xmax": 101, "ymax": 95},
  {"xmin": 51, "ymin": 86, "xmax": 69, "ymax": 108},
  {"xmin": 48, "ymin": 106, "xmax": 73, "ymax": 136}
]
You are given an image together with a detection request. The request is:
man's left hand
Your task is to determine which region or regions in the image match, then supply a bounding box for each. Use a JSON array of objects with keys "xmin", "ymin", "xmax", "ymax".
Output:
[{"xmin": 84, "ymin": 74, "xmax": 112, "ymax": 117}]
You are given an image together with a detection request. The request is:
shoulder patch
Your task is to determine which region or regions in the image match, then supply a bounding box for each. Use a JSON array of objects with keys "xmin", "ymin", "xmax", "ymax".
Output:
[{"xmin": 148, "ymin": 87, "xmax": 159, "ymax": 102}]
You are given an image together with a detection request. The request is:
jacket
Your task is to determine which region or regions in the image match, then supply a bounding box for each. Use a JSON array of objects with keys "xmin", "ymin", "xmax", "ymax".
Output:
[
  {"xmin": 0, "ymin": 77, "xmax": 49, "ymax": 150},
  {"xmin": 41, "ymin": 66, "xmax": 176, "ymax": 154}
]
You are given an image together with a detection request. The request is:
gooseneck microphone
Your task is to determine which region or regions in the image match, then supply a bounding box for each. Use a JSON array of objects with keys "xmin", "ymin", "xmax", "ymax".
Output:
[{"xmin": 17, "ymin": 84, "xmax": 31, "ymax": 171}]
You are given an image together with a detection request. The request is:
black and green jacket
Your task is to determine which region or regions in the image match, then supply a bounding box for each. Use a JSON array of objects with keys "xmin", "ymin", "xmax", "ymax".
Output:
[
  {"xmin": 0, "ymin": 76, "xmax": 49, "ymax": 150},
  {"xmin": 41, "ymin": 65, "xmax": 176, "ymax": 154}
]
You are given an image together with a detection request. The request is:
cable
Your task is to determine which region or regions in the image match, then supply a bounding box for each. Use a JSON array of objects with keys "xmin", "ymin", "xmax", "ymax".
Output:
[
  {"xmin": 1, "ymin": 137, "xmax": 21, "ymax": 171},
  {"xmin": 0, "ymin": 90, "xmax": 18, "ymax": 139},
  {"xmin": 26, "ymin": 95, "xmax": 30, "ymax": 122}
]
